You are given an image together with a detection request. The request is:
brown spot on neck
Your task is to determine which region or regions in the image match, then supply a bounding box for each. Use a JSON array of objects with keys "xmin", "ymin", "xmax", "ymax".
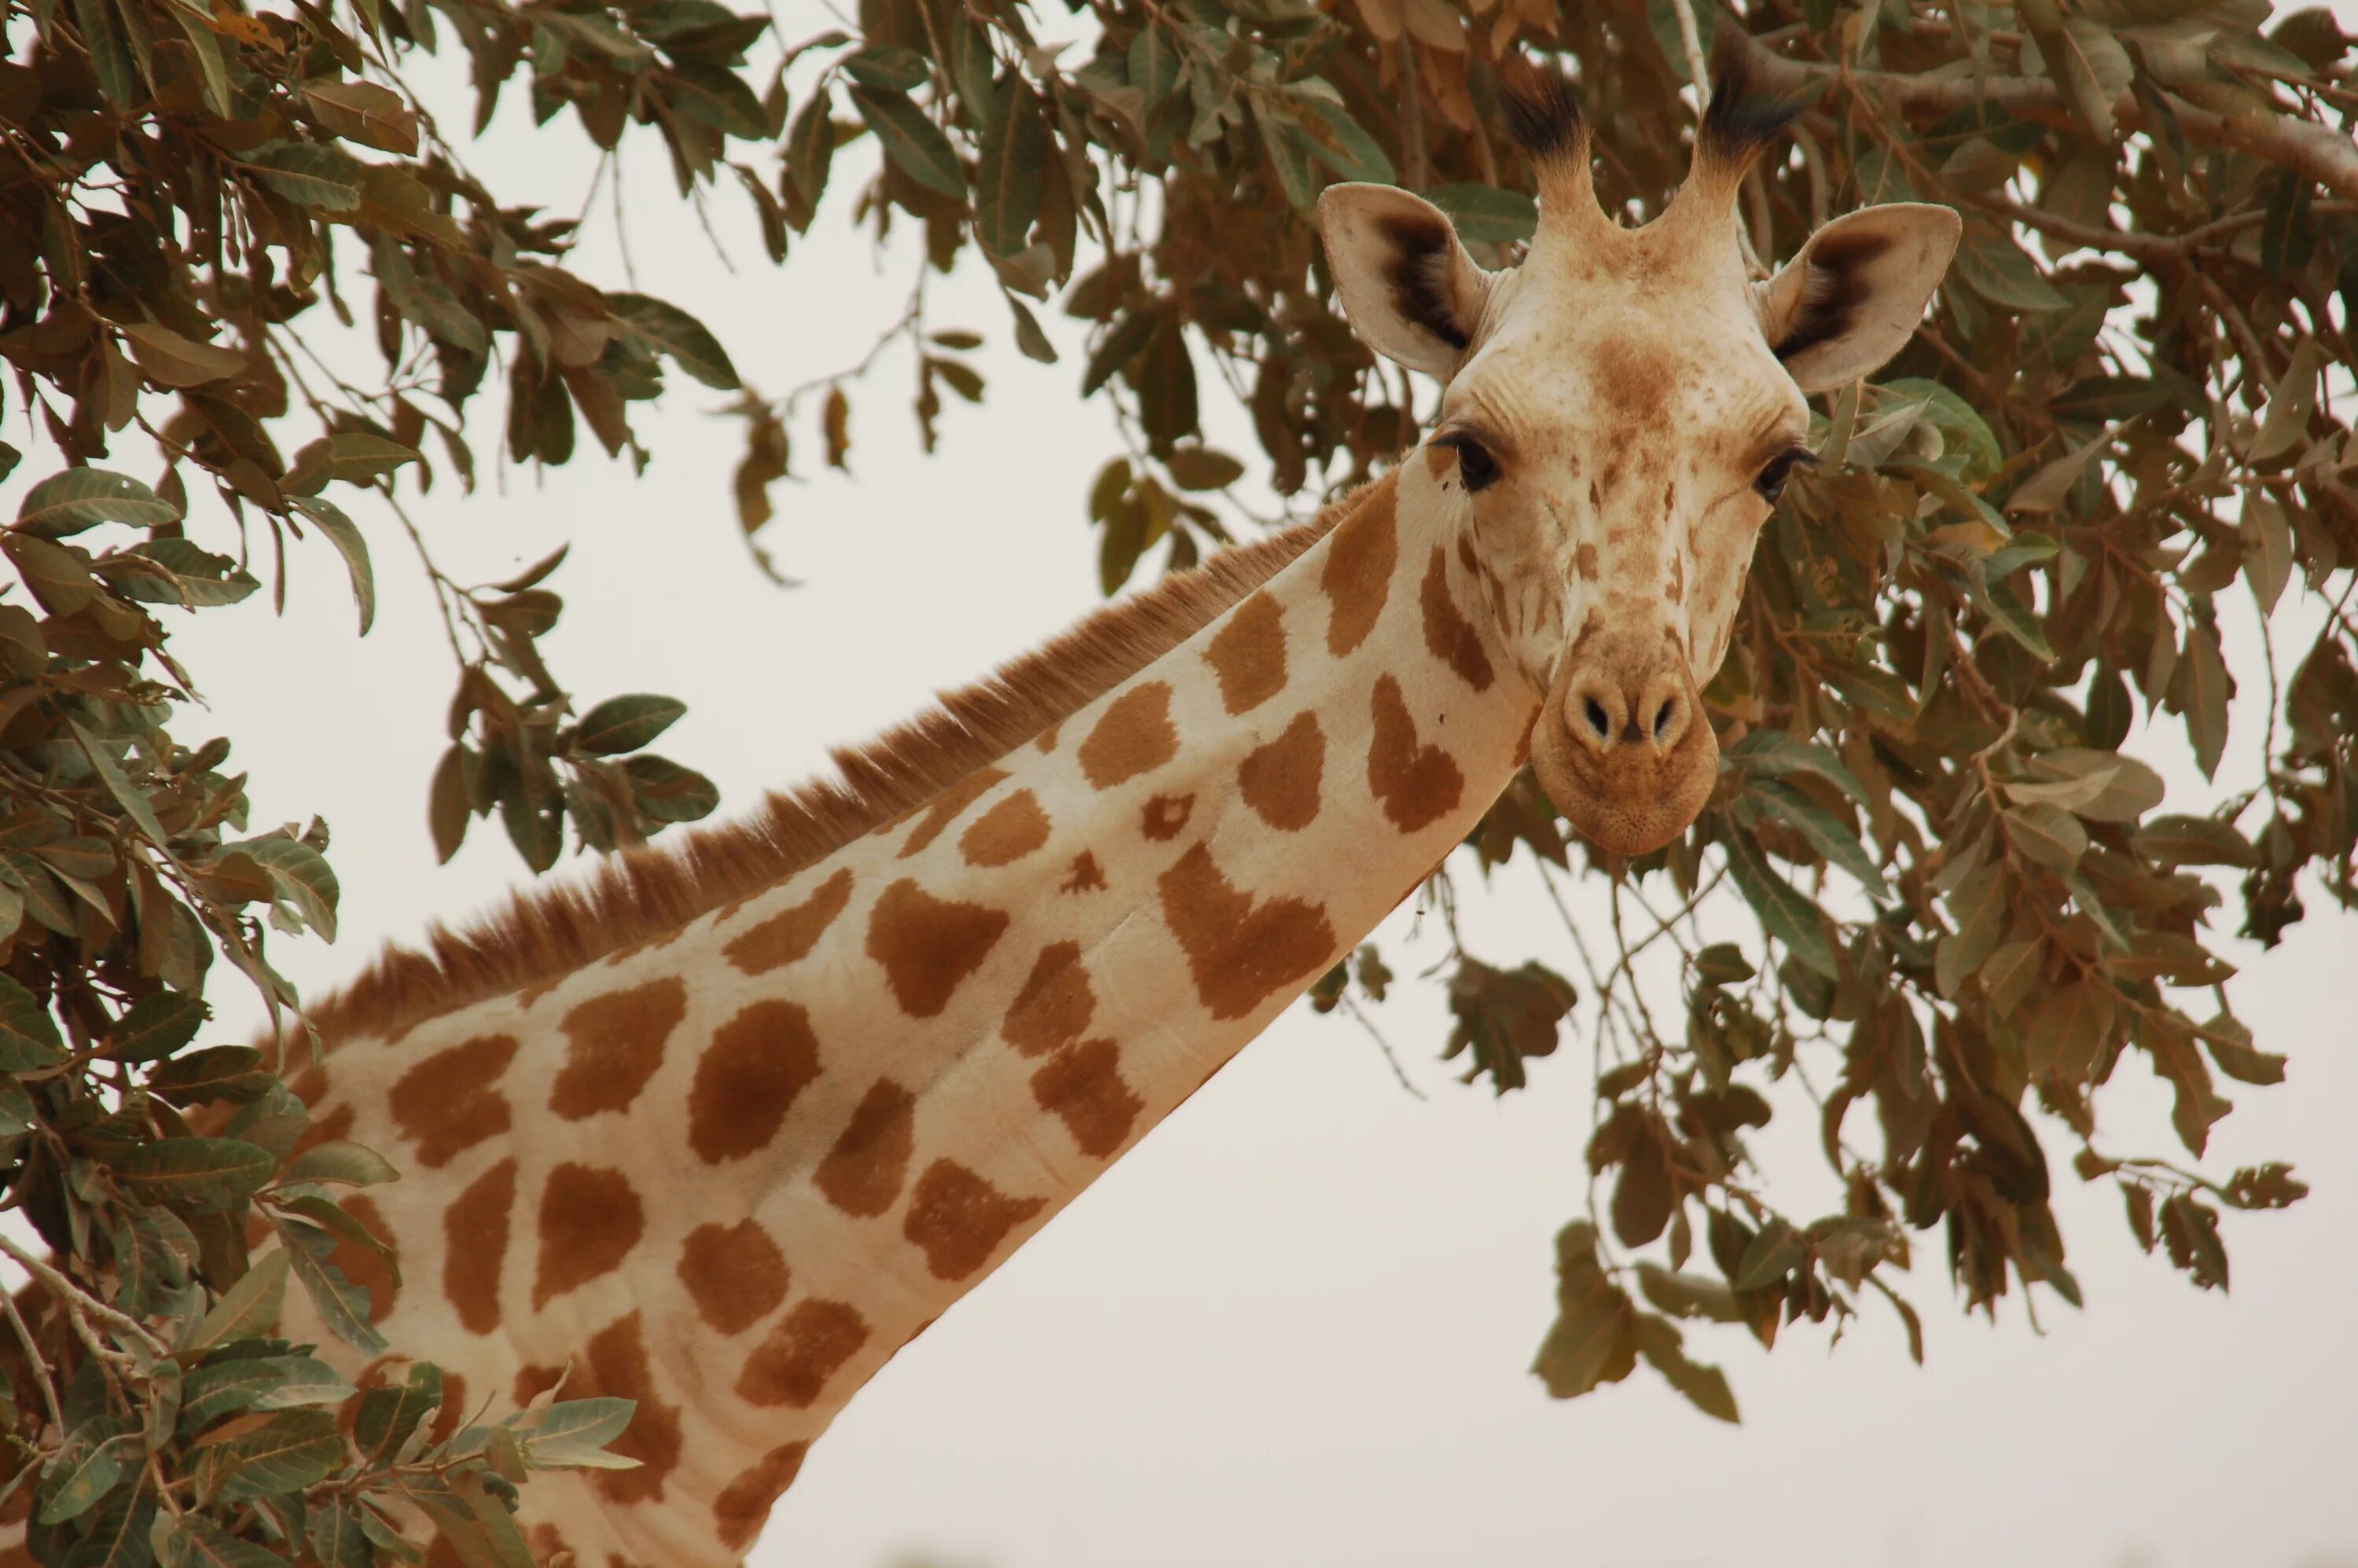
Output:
[
  {"xmin": 332, "ymin": 1193, "xmax": 397, "ymax": 1325},
  {"xmin": 1078, "ymin": 681, "xmax": 1178, "ymax": 789},
  {"xmin": 1061, "ymin": 850, "xmax": 1107, "ymax": 893},
  {"xmin": 897, "ymin": 767, "xmax": 1009, "ymax": 858},
  {"xmin": 689, "ymin": 1000, "xmax": 821, "ymax": 1163},
  {"xmin": 738, "ymin": 1298, "xmax": 870, "ymax": 1408},
  {"xmin": 1321, "ymin": 476, "xmax": 1398, "ymax": 656},
  {"xmin": 1156, "ymin": 843, "xmax": 1336, "ymax": 1021},
  {"xmin": 533, "ymin": 1162, "xmax": 645, "ymax": 1308},
  {"xmin": 960, "ymin": 789, "xmax": 1052, "ymax": 867},
  {"xmin": 1030, "ymin": 1039, "xmax": 1143, "ymax": 1158},
  {"xmin": 813, "ymin": 1078, "xmax": 916, "ymax": 1217},
  {"xmin": 723, "ymin": 868, "xmax": 853, "ymax": 975},
  {"xmin": 390, "ymin": 1034, "xmax": 517, "ymax": 1169},
  {"xmin": 1237, "ymin": 711, "xmax": 1324, "ymax": 832},
  {"xmin": 1141, "ymin": 791, "xmax": 1195, "ymax": 841},
  {"xmin": 549, "ymin": 978, "xmax": 687, "ymax": 1121},
  {"xmin": 714, "ymin": 1443, "xmax": 811, "ymax": 1551},
  {"xmin": 865, "ymin": 879, "xmax": 1009, "ymax": 1018},
  {"xmin": 902, "ymin": 1159, "xmax": 1047, "ymax": 1280},
  {"xmin": 443, "ymin": 1157, "xmax": 516, "ymax": 1335},
  {"xmin": 1420, "ymin": 545, "xmax": 1495, "ymax": 692},
  {"xmin": 1004, "ymin": 942, "xmax": 1095, "ymax": 1057},
  {"xmin": 1368, "ymin": 674, "xmax": 1465, "ymax": 832},
  {"xmin": 1203, "ymin": 590, "xmax": 1288, "ymax": 715},
  {"xmin": 573, "ymin": 1312, "xmax": 684, "ymax": 1504},
  {"xmin": 677, "ymin": 1219, "xmax": 788, "ymax": 1335}
]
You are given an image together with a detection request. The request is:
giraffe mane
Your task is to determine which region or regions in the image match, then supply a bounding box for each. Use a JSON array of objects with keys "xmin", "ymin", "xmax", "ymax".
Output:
[{"xmin": 301, "ymin": 483, "xmax": 1379, "ymax": 1048}]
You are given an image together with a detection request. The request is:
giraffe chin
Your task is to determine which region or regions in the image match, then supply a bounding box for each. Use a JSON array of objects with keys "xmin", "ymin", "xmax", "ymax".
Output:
[{"xmin": 1530, "ymin": 668, "xmax": 1719, "ymax": 857}]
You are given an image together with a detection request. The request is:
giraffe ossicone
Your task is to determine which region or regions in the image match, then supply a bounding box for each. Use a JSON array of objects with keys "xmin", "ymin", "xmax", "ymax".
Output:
[{"xmin": 0, "ymin": 35, "xmax": 1957, "ymax": 1568}]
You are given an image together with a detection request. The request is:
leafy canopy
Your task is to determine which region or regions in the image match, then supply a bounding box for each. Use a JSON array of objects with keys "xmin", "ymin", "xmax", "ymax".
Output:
[{"xmin": 0, "ymin": 0, "xmax": 2352, "ymax": 1551}]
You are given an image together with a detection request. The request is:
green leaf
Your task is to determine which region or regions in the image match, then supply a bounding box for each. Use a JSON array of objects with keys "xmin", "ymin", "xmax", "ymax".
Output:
[
  {"xmin": 215, "ymin": 1408, "xmax": 343, "ymax": 1503},
  {"xmin": 301, "ymin": 78, "xmax": 419, "ymax": 154},
  {"xmin": 147, "ymin": 1046, "xmax": 272, "ymax": 1106},
  {"xmin": 163, "ymin": 0, "xmax": 233, "ymax": 117},
  {"xmin": 607, "ymin": 294, "xmax": 741, "ymax": 391},
  {"xmin": 308, "ymin": 1496, "xmax": 373, "ymax": 1568},
  {"xmin": 236, "ymin": 836, "xmax": 340, "ymax": 942},
  {"xmin": 1282, "ymin": 91, "xmax": 1394, "ymax": 185},
  {"xmin": 179, "ymin": 1358, "xmax": 291, "ymax": 1433},
  {"xmin": 119, "ymin": 321, "xmax": 245, "ymax": 388},
  {"xmin": 159, "ymin": 1516, "xmax": 287, "ymax": 1568},
  {"xmin": 1955, "ymin": 233, "xmax": 2069, "ymax": 313},
  {"xmin": 1724, "ymin": 730, "xmax": 1869, "ymax": 804},
  {"xmin": 285, "ymin": 433, "xmax": 421, "ymax": 495},
  {"xmin": 1634, "ymin": 1263, "xmax": 1741, "ymax": 1322},
  {"xmin": 280, "ymin": 1224, "xmax": 387, "ymax": 1354},
  {"xmin": 521, "ymin": 1397, "xmax": 642, "ymax": 1469},
  {"xmin": 665, "ymin": 61, "xmax": 769, "ymax": 139},
  {"xmin": 1733, "ymin": 1217, "xmax": 1805, "ymax": 1290},
  {"xmin": 67, "ymin": 718, "xmax": 171, "ymax": 846},
  {"xmin": 241, "ymin": 143, "xmax": 365, "ymax": 212},
  {"xmin": 15, "ymin": 468, "xmax": 180, "ymax": 536},
  {"xmin": 109, "ymin": 539, "xmax": 259, "ymax": 607},
  {"xmin": 2250, "ymin": 336, "xmax": 2328, "ymax": 465},
  {"xmin": 850, "ymin": 83, "xmax": 967, "ymax": 200},
  {"xmin": 784, "ymin": 91, "xmax": 837, "ymax": 226},
  {"xmin": 1129, "ymin": 25, "xmax": 1181, "ymax": 114},
  {"xmin": 0, "ymin": 971, "xmax": 66, "ymax": 1069},
  {"xmin": 621, "ymin": 755, "xmax": 720, "ymax": 823},
  {"xmin": 70, "ymin": 0, "xmax": 137, "ymax": 107},
  {"xmin": 1744, "ymin": 778, "xmax": 1887, "ymax": 896},
  {"xmin": 1531, "ymin": 1222, "xmax": 1637, "ymax": 1399},
  {"xmin": 107, "ymin": 989, "xmax": 204, "ymax": 1061},
  {"xmin": 250, "ymin": 1356, "xmax": 358, "ymax": 1411},
  {"xmin": 975, "ymin": 83, "xmax": 1047, "ymax": 259},
  {"xmin": 280, "ymin": 1140, "xmax": 399, "ymax": 1187},
  {"xmin": 113, "ymin": 1138, "xmax": 276, "ymax": 1209},
  {"xmin": 1426, "ymin": 183, "xmax": 1537, "ymax": 244},
  {"xmin": 39, "ymin": 1423, "xmax": 132, "ymax": 1525},
  {"xmin": 2130, "ymin": 813, "xmax": 2260, "ymax": 868},
  {"xmin": 181, "ymin": 1251, "xmax": 288, "ymax": 1353},
  {"xmin": 2001, "ymin": 803, "xmax": 2088, "ymax": 869},
  {"xmin": 1633, "ymin": 1314, "xmax": 1739, "ymax": 1423},
  {"xmin": 575, "ymin": 694, "xmax": 686, "ymax": 755},
  {"xmin": 1163, "ymin": 447, "xmax": 1246, "ymax": 491},
  {"xmin": 1726, "ymin": 837, "xmax": 1837, "ymax": 979},
  {"xmin": 288, "ymin": 494, "xmax": 375, "ymax": 637},
  {"xmin": 354, "ymin": 1363, "xmax": 442, "ymax": 1466},
  {"xmin": 842, "ymin": 43, "xmax": 929, "ymax": 90}
]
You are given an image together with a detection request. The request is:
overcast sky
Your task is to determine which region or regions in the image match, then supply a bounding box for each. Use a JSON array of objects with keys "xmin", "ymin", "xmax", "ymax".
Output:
[{"xmin": 8, "ymin": 8, "xmax": 2355, "ymax": 1566}]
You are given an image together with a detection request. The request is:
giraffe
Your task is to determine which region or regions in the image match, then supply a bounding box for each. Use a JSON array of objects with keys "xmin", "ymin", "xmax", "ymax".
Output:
[{"xmin": 6, "ymin": 39, "xmax": 1959, "ymax": 1568}]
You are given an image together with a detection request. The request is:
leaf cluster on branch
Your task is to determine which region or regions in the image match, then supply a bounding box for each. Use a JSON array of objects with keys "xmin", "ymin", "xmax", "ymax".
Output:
[{"xmin": 0, "ymin": 0, "xmax": 2351, "ymax": 1549}]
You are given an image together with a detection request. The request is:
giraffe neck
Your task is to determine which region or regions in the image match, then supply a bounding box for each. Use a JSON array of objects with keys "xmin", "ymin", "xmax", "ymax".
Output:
[{"xmin": 300, "ymin": 465, "xmax": 1544, "ymax": 1566}]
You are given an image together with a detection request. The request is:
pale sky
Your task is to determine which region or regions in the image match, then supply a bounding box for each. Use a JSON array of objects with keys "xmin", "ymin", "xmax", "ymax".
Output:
[{"xmin": 9, "ymin": 9, "xmax": 2356, "ymax": 1566}]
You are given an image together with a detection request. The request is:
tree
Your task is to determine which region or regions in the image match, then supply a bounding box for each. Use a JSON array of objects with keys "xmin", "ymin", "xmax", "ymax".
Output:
[{"xmin": 0, "ymin": 0, "xmax": 2349, "ymax": 1555}]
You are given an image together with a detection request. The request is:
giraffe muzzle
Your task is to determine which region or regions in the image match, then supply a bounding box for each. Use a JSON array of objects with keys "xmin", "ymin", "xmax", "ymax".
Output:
[{"xmin": 1530, "ymin": 640, "xmax": 1718, "ymax": 856}]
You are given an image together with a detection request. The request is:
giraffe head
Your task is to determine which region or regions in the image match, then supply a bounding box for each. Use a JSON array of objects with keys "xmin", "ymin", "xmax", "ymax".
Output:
[{"xmin": 1316, "ymin": 42, "xmax": 1958, "ymax": 856}]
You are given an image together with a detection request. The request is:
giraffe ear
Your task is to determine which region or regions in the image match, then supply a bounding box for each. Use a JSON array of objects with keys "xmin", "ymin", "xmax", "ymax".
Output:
[
  {"xmin": 1756, "ymin": 203, "xmax": 1961, "ymax": 394},
  {"xmin": 1317, "ymin": 184, "xmax": 1493, "ymax": 381}
]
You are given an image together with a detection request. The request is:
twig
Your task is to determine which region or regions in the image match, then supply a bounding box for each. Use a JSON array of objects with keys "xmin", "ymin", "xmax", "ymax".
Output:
[
  {"xmin": 0, "ymin": 1235, "xmax": 171, "ymax": 1358},
  {"xmin": 1342, "ymin": 996, "xmax": 1426, "ymax": 1100},
  {"xmin": 0, "ymin": 1286, "xmax": 64, "ymax": 1435}
]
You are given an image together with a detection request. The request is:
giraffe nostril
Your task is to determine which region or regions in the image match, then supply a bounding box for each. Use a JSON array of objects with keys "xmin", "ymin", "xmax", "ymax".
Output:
[
  {"xmin": 1654, "ymin": 699, "xmax": 1676, "ymax": 740},
  {"xmin": 1583, "ymin": 698, "xmax": 1611, "ymax": 740}
]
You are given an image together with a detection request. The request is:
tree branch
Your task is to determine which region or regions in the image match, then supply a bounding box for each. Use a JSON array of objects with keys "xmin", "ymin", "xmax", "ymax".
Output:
[{"xmin": 1830, "ymin": 69, "xmax": 2358, "ymax": 203}]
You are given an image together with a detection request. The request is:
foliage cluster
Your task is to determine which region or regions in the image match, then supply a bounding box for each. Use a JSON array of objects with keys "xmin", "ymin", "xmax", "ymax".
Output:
[{"xmin": 0, "ymin": 0, "xmax": 2351, "ymax": 1551}]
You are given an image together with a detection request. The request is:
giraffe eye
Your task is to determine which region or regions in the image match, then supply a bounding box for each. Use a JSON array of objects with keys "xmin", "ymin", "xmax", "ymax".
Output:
[
  {"xmin": 1442, "ymin": 435, "xmax": 1500, "ymax": 493},
  {"xmin": 1755, "ymin": 447, "xmax": 1816, "ymax": 503}
]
